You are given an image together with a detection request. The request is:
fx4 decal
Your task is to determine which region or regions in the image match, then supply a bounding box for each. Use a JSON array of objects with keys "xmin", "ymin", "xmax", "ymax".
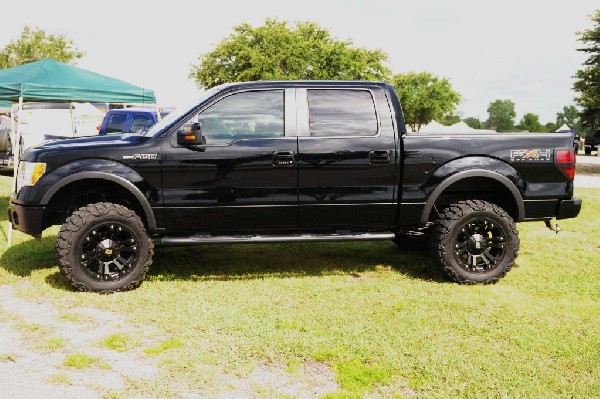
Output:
[{"xmin": 510, "ymin": 149, "xmax": 552, "ymax": 162}]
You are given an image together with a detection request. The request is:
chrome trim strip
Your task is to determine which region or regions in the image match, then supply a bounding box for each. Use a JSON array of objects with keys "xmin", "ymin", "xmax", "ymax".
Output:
[{"xmin": 160, "ymin": 232, "xmax": 395, "ymax": 246}]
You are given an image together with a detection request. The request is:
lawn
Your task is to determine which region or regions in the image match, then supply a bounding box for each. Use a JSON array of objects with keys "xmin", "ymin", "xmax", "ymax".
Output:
[{"xmin": 0, "ymin": 172, "xmax": 599, "ymax": 398}]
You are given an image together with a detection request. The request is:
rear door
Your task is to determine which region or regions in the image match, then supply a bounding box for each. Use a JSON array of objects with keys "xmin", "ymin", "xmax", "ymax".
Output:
[{"xmin": 296, "ymin": 86, "xmax": 398, "ymax": 228}]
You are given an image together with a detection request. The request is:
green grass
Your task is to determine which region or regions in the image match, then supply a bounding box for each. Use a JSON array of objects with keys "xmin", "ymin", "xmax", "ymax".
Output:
[
  {"xmin": 577, "ymin": 163, "xmax": 600, "ymax": 175},
  {"xmin": 35, "ymin": 337, "xmax": 67, "ymax": 351},
  {"xmin": 100, "ymin": 333, "xmax": 137, "ymax": 352},
  {"xmin": 63, "ymin": 353, "xmax": 101, "ymax": 369},
  {"xmin": 58, "ymin": 311, "xmax": 94, "ymax": 323},
  {"xmin": 144, "ymin": 338, "xmax": 183, "ymax": 355},
  {"xmin": 47, "ymin": 373, "xmax": 72, "ymax": 385},
  {"xmin": 1, "ymin": 174, "xmax": 599, "ymax": 397}
]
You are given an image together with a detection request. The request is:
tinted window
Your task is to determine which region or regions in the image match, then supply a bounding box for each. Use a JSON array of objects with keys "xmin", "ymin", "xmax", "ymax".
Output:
[
  {"xmin": 128, "ymin": 114, "xmax": 154, "ymax": 133},
  {"xmin": 307, "ymin": 90, "xmax": 378, "ymax": 137},
  {"xmin": 105, "ymin": 113, "xmax": 127, "ymax": 133},
  {"xmin": 197, "ymin": 90, "xmax": 284, "ymax": 144}
]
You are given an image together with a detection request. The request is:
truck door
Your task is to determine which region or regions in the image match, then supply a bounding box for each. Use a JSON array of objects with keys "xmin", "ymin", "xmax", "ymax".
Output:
[
  {"xmin": 160, "ymin": 88, "xmax": 298, "ymax": 232},
  {"xmin": 296, "ymin": 87, "xmax": 398, "ymax": 228}
]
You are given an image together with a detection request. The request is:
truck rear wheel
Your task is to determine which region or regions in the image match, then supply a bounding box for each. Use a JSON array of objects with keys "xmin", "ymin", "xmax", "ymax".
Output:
[
  {"xmin": 56, "ymin": 202, "xmax": 153, "ymax": 293},
  {"xmin": 430, "ymin": 200, "xmax": 519, "ymax": 284}
]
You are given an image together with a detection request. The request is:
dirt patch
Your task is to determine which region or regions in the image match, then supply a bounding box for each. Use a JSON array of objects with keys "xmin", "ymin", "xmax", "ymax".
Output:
[
  {"xmin": 0, "ymin": 285, "xmax": 158, "ymax": 398},
  {"xmin": 0, "ymin": 285, "xmax": 340, "ymax": 397}
]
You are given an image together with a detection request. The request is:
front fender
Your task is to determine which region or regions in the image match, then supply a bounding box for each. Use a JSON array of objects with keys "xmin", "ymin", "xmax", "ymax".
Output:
[{"xmin": 17, "ymin": 159, "xmax": 158, "ymax": 230}]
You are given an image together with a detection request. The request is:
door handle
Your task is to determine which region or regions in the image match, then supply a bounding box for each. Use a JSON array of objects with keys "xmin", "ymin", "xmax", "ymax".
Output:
[
  {"xmin": 369, "ymin": 150, "xmax": 391, "ymax": 165},
  {"xmin": 272, "ymin": 151, "xmax": 296, "ymax": 166}
]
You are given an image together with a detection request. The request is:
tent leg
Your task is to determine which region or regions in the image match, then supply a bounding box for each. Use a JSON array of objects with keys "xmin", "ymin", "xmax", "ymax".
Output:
[{"xmin": 8, "ymin": 97, "xmax": 23, "ymax": 247}]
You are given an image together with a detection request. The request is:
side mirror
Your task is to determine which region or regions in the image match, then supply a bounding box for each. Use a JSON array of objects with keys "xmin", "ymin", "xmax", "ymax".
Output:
[{"xmin": 177, "ymin": 123, "xmax": 205, "ymax": 146}]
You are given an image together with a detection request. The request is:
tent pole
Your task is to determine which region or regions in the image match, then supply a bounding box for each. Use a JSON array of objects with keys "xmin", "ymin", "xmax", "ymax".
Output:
[
  {"xmin": 7, "ymin": 96, "xmax": 23, "ymax": 247},
  {"xmin": 69, "ymin": 102, "xmax": 75, "ymax": 136}
]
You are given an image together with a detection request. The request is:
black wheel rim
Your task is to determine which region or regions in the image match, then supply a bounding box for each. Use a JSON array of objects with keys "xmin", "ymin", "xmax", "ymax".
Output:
[
  {"xmin": 453, "ymin": 217, "xmax": 506, "ymax": 273},
  {"xmin": 78, "ymin": 223, "xmax": 139, "ymax": 281}
]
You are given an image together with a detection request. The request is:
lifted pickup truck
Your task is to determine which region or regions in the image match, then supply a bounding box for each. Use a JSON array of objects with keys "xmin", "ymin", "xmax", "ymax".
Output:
[{"xmin": 9, "ymin": 80, "xmax": 581, "ymax": 292}]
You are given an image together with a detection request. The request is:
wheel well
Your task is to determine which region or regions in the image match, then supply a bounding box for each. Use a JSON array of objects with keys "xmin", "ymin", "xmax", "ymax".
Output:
[
  {"xmin": 431, "ymin": 177, "xmax": 520, "ymax": 221},
  {"xmin": 43, "ymin": 179, "xmax": 148, "ymax": 229}
]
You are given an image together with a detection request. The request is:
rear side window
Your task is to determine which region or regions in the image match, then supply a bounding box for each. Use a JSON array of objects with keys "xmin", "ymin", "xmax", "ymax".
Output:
[
  {"xmin": 307, "ymin": 89, "xmax": 378, "ymax": 137},
  {"xmin": 105, "ymin": 113, "xmax": 127, "ymax": 133},
  {"xmin": 128, "ymin": 114, "xmax": 154, "ymax": 133}
]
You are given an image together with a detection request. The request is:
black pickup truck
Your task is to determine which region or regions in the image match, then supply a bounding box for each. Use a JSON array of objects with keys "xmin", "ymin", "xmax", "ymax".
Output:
[{"xmin": 8, "ymin": 80, "xmax": 581, "ymax": 292}]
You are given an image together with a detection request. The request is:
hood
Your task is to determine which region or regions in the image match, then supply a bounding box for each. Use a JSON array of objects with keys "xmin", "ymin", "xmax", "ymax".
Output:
[
  {"xmin": 31, "ymin": 133, "xmax": 150, "ymax": 150},
  {"xmin": 22, "ymin": 133, "xmax": 155, "ymax": 164}
]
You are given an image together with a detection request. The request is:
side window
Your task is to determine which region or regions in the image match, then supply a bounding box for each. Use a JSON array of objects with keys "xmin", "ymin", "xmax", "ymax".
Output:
[
  {"xmin": 197, "ymin": 90, "xmax": 284, "ymax": 144},
  {"xmin": 128, "ymin": 114, "xmax": 154, "ymax": 133},
  {"xmin": 105, "ymin": 113, "xmax": 127, "ymax": 134},
  {"xmin": 307, "ymin": 89, "xmax": 378, "ymax": 137}
]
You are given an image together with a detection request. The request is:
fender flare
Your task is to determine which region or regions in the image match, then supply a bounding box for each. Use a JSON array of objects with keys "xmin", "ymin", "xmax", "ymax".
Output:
[
  {"xmin": 420, "ymin": 169, "xmax": 524, "ymax": 224},
  {"xmin": 40, "ymin": 171, "xmax": 157, "ymax": 231}
]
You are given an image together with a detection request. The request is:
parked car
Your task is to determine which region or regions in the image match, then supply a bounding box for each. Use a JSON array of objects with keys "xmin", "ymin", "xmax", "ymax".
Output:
[
  {"xmin": 583, "ymin": 130, "xmax": 600, "ymax": 155},
  {"xmin": 98, "ymin": 108, "xmax": 173, "ymax": 135}
]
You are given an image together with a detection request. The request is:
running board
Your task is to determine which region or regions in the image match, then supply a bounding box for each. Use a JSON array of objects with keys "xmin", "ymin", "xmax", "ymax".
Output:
[{"xmin": 159, "ymin": 232, "xmax": 395, "ymax": 247}]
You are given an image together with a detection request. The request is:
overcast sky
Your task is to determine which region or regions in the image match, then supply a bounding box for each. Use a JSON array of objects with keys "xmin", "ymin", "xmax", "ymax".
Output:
[{"xmin": 1, "ymin": 0, "xmax": 597, "ymax": 123}]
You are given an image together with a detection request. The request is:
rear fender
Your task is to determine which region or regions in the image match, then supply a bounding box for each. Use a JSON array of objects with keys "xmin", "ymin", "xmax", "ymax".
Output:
[{"xmin": 419, "ymin": 157, "xmax": 525, "ymax": 224}]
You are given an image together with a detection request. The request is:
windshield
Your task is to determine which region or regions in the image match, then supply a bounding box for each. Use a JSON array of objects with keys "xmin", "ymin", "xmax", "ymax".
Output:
[{"xmin": 143, "ymin": 87, "xmax": 222, "ymax": 137}]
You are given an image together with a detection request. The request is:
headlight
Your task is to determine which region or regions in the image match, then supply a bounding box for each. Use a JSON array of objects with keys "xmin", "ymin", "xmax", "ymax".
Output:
[{"xmin": 16, "ymin": 161, "xmax": 46, "ymax": 193}]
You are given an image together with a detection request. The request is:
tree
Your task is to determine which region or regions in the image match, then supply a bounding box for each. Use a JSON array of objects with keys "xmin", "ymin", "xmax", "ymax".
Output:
[
  {"xmin": 390, "ymin": 72, "xmax": 461, "ymax": 132},
  {"xmin": 573, "ymin": 10, "xmax": 600, "ymax": 130},
  {"xmin": 0, "ymin": 26, "xmax": 83, "ymax": 69},
  {"xmin": 517, "ymin": 112, "xmax": 545, "ymax": 132},
  {"xmin": 485, "ymin": 99, "xmax": 516, "ymax": 132},
  {"xmin": 463, "ymin": 117, "xmax": 482, "ymax": 129},
  {"xmin": 437, "ymin": 113, "xmax": 461, "ymax": 126},
  {"xmin": 555, "ymin": 105, "xmax": 581, "ymax": 131},
  {"xmin": 545, "ymin": 122, "xmax": 558, "ymax": 133},
  {"xmin": 189, "ymin": 18, "xmax": 391, "ymax": 89}
]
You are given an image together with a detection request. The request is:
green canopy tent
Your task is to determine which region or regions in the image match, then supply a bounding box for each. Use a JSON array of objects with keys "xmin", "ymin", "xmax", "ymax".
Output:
[{"xmin": 0, "ymin": 58, "xmax": 157, "ymax": 245}]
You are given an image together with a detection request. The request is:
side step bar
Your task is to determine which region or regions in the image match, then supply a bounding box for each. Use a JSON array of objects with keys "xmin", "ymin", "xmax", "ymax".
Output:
[{"xmin": 159, "ymin": 232, "xmax": 395, "ymax": 247}]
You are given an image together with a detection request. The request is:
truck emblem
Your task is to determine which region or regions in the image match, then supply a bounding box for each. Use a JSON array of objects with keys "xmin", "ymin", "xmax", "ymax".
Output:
[
  {"xmin": 510, "ymin": 149, "xmax": 552, "ymax": 162},
  {"xmin": 123, "ymin": 154, "xmax": 158, "ymax": 160}
]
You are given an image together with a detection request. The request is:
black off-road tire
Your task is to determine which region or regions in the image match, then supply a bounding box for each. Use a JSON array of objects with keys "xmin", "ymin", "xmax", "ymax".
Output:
[
  {"xmin": 584, "ymin": 147, "xmax": 591, "ymax": 155},
  {"xmin": 430, "ymin": 200, "xmax": 519, "ymax": 284},
  {"xmin": 56, "ymin": 202, "xmax": 153, "ymax": 293}
]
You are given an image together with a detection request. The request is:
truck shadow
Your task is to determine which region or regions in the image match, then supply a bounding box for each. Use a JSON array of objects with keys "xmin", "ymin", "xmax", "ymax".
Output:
[
  {"xmin": 0, "ymin": 236, "xmax": 446, "ymax": 291},
  {"xmin": 148, "ymin": 241, "xmax": 444, "ymax": 283}
]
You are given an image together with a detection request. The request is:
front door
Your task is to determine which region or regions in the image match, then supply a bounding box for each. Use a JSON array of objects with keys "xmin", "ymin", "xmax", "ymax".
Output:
[{"xmin": 160, "ymin": 89, "xmax": 298, "ymax": 233}]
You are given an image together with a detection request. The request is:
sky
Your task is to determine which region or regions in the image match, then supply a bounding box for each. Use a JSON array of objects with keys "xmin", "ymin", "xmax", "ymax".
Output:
[{"xmin": 1, "ymin": 0, "xmax": 598, "ymax": 124}]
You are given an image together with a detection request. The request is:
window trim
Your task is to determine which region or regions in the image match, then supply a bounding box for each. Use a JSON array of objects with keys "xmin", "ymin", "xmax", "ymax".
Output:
[{"xmin": 296, "ymin": 87, "xmax": 382, "ymax": 139}]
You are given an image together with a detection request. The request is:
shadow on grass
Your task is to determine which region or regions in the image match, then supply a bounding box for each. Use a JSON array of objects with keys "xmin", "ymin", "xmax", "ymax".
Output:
[
  {"xmin": 0, "ymin": 235, "xmax": 57, "ymax": 275},
  {"xmin": 147, "ymin": 240, "xmax": 443, "ymax": 283},
  {"xmin": 1, "ymin": 235, "xmax": 445, "ymax": 290}
]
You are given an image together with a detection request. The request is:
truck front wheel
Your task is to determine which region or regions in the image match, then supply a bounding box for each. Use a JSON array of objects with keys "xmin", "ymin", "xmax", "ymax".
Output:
[
  {"xmin": 430, "ymin": 200, "xmax": 519, "ymax": 284},
  {"xmin": 56, "ymin": 202, "xmax": 153, "ymax": 292}
]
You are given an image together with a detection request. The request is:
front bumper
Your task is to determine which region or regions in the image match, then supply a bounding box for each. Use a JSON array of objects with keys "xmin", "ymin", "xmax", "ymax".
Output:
[
  {"xmin": 8, "ymin": 198, "xmax": 45, "ymax": 237},
  {"xmin": 556, "ymin": 197, "xmax": 582, "ymax": 220}
]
